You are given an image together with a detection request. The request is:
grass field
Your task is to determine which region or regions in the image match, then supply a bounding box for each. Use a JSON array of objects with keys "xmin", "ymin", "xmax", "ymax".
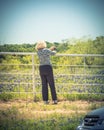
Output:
[{"xmin": 0, "ymin": 99, "xmax": 104, "ymax": 130}]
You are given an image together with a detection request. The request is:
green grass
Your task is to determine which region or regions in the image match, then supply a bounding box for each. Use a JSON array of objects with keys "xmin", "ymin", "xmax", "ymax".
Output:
[
  {"xmin": 0, "ymin": 99, "xmax": 104, "ymax": 130},
  {"xmin": 0, "ymin": 89, "xmax": 104, "ymax": 130},
  {"xmin": 0, "ymin": 92, "xmax": 104, "ymax": 102}
]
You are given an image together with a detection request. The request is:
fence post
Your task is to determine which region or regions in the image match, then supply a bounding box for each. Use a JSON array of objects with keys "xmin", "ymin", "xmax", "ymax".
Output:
[
  {"xmin": 83, "ymin": 56, "xmax": 86, "ymax": 91},
  {"xmin": 32, "ymin": 54, "xmax": 36, "ymax": 101}
]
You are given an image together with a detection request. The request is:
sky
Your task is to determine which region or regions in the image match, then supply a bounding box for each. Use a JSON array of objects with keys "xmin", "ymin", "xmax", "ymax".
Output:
[{"xmin": 0, "ymin": 0, "xmax": 104, "ymax": 44}]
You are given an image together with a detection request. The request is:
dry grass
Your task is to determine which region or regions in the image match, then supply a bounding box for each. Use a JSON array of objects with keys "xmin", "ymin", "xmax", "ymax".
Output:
[
  {"xmin": 0, "ymin": 99, "xmax": 104, "ymax": 130},
  {"xmin": 0, "ymin": 100, "xmax": 104, "ymax": 119}
]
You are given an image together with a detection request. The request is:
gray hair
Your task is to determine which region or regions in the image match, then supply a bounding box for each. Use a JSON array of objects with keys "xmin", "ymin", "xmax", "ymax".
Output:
[{"xmin": 35, "ymin": 41, "xmax": 47, "ymax": 50}]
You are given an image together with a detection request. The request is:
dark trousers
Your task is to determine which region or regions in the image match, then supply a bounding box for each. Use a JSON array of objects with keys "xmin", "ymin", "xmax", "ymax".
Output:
[{"xmin": 39, "ymin": 65, "xmax": 57, "ymax": 101}]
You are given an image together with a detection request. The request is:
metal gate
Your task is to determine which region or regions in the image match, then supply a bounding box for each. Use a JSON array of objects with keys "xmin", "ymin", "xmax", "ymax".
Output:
[{"xmin": 0, "ymin": 52, "xmax": 104, "ymax": 97}]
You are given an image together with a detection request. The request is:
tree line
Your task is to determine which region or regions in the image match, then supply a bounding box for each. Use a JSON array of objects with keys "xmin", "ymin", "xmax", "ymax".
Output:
[
  {"xmin": 0, "ymin": 36, "xmax": 104, "ymax": 67},
  {"xmin": 0, "ymin": 36, "xmax": 104, "ymax": 54}
]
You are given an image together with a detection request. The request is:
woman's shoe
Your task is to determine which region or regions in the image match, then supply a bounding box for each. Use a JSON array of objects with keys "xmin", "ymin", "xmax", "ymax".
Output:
[
  {"xmin": 53, "ymin": 100, "xmax": 58, "ymax": 104},
  {"xmin": 44, "ymin": 101, "xmax": 49, "ymax": 104}
]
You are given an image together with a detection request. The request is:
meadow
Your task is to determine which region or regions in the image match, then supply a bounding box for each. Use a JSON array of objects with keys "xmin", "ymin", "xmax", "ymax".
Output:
[
  {"xmin": 0, "ymin": 99, "xmax": 104, "ymax": 130},
  {"xmin": 0, "ymin": 37, "xmax": 104, "ymax": 129},
  {"xmin": 0, "ymin": 54, "xmax": 104, "ymax": 129}
]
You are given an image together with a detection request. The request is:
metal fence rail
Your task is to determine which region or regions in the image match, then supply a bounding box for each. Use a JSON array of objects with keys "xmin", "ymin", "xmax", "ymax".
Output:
[{"xmin": 0, "ymin": 52, "xmax": 104, "ymax": 96}]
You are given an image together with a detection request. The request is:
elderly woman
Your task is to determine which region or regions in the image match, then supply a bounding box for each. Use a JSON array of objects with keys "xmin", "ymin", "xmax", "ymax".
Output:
[{"xmin": 35, "ymin": 41, "xmax": 57, "ymax": 104}]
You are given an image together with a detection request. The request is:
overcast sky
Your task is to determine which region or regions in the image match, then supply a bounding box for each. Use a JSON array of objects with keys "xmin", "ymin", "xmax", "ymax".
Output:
[{"xmin": 0, "ymin": 0, "xmax": 104, "ymax": 44}]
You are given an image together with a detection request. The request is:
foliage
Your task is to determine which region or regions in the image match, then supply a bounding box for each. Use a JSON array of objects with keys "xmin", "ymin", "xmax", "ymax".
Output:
[
  {"xmin": 0, "ymin": 93, "xmax": 14, "ymax": 101},
  {"xmin": 0, "ymin": 36, "xmax": 104, "ymax": 54},
  {"xmin": 0, "ymin": 36, "xmax": 104, "ymax": 66},
  {"xmin": 0, "ymin": 43, "xmax": 35, "ymax": 52}
]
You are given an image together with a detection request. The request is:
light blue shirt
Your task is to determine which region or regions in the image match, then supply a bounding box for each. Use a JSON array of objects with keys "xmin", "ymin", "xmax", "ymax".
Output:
[{"xmin": 37, "ymin": 48, "xmax": 56, "ymax": 65}]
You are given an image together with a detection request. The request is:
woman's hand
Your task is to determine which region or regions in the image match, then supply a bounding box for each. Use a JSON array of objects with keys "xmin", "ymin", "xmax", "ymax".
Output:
[{"xmin": 49, "ymin": 46, "xmax": 56, "ymax": 51}]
